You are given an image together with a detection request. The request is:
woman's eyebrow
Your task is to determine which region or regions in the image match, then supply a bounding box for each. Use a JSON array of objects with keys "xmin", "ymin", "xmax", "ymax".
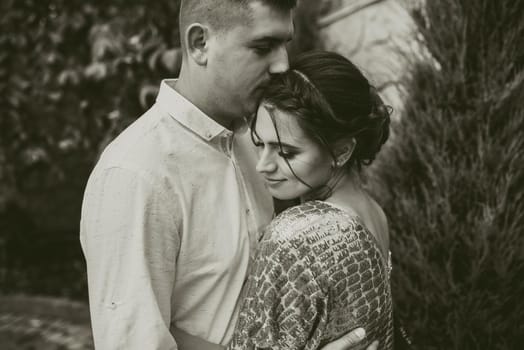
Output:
[{"xmin": 267, "ymin": 141, "xmax": 300, "ymax": 150}]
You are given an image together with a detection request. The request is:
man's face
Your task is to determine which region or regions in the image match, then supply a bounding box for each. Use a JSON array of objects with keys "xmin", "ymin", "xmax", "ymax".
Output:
[{"xmin": 207, "ymin": 1, "xmax": 294, "ymax": 121}]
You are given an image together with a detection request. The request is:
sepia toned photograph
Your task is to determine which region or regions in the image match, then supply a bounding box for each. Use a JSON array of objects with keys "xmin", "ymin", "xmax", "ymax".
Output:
[{"xmin": 1, "ymin": 0, "xmax": 523, "ymax": 349}]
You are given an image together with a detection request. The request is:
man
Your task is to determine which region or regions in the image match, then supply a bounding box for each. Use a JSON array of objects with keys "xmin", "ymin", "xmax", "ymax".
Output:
[{"xmin": 80, "ymin": 0, "xmax": 378, "ymax": 349}]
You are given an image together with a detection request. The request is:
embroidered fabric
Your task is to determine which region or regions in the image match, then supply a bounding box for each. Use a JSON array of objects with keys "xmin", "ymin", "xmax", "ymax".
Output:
[{"xmin": 229, "ymin": 200, "xmax": 394, "ymax": 350}]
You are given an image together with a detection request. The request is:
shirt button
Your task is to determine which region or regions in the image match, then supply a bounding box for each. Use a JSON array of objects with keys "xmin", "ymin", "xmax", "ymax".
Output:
[{"xmin": 246, "ymin": 209, "xmax": 250, "ymax": 215}]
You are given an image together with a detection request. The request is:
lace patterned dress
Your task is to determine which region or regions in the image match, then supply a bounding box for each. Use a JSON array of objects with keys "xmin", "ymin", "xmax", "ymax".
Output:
[{"xmin": 229, "ymin": 200, "xmax": 393, "ymax": 350}]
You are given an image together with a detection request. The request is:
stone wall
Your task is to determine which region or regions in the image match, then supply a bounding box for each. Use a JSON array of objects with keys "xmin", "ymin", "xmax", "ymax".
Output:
[{"xmin": 318, "ymin": 0, "xmax": 428, "ymax": 116}]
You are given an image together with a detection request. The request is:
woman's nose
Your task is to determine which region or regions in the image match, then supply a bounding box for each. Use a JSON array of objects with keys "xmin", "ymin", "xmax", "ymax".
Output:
[{"xmin": 256, "ymin": 150, "xmax": 277, "ymax": 174}]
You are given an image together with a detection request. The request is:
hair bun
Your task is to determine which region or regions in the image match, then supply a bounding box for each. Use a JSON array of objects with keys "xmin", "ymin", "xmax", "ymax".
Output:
[{"xmin": 351, "ymin": 87, "xmax": 391, "ymax": 166}]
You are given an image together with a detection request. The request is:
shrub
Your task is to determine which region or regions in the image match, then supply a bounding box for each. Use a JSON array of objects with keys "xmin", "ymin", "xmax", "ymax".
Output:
[
  {"xmin": 372, "ymin": 1, "xmax": 524, "ymax": 349},
  {"xmin": 0, "ymin": 0, "xmax": 182, "ymax": 224}
]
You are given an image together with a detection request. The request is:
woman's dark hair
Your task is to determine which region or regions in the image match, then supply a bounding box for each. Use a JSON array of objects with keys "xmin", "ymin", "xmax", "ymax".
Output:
[{"xmin": 254, "ymin": 50, "xmax": 391, "ymax": 171}]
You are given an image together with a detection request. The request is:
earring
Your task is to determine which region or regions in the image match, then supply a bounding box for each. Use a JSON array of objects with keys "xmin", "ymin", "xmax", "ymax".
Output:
[
  {"xmin": 332, "ymin": 160, "xmax": 343, "ymax": 168},
  {"xmin": 336, "ymin": 155, "xmax": 350, "ymax": 168}
]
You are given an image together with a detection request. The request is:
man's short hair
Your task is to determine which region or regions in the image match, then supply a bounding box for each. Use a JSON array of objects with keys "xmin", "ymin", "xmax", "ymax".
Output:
[{"xmin": 179, "ymin": 0, "xmax": 297, "ymax": 47}]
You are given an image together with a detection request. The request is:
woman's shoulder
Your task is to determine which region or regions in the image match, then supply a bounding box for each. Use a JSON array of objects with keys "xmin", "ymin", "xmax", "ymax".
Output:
[{"xmin": 264, "ymin": 200, "xmax": 363, "ymax": 244}]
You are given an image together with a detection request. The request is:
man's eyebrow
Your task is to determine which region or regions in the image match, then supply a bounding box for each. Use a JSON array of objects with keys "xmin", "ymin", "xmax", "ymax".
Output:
[{"xmin": 250, "ymin": 36, "xmax": 292, "ymax": 44}]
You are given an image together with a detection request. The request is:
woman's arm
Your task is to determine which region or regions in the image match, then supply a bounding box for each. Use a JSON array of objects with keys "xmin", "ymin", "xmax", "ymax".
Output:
[{"xmin": 230, "ymin": 239, "xmax": 380, "ymax": 350}]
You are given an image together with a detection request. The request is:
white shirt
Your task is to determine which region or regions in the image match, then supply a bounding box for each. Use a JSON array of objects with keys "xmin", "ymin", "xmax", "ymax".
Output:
[{"xmin": 80, "ymin": 80, "xmax": 274, "ymax": 349}]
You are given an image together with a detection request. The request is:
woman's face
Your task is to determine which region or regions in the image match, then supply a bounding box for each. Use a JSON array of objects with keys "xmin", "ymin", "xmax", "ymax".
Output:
[{"xmin": 253, "ymin": 103, "xmax": 333, "ymax": 200}]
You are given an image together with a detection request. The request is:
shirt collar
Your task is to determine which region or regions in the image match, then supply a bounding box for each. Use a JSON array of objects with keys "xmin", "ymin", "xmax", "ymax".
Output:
[{"xmin": 156, "ymin": 79, "xmax": 228, "ymax": 141}]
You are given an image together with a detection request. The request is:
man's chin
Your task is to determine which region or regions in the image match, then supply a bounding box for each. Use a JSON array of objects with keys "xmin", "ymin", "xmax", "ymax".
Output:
[{"xmin": 242, "ymin": 101, "xmax": 259, "ymax": 118}]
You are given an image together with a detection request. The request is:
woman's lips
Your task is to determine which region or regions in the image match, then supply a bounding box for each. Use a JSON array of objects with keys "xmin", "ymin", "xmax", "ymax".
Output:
[{"xmin": 265, "ymin": 178, "xmax": 286, "ymax": 184}]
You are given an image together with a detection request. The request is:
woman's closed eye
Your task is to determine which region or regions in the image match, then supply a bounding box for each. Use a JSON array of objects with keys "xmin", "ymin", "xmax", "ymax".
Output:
[{"xmin": 278, "ymin": 150, "xmax": 296, "ymax": 160}]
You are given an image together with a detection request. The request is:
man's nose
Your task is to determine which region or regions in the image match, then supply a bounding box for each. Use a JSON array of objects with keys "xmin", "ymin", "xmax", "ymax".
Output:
[
  {"xmin": 256, "ymin": 150, "xmax": 277, "ymax": 174},
  {"xmin": 269, "ymin": 46, "xmax": 289, "ymax": 74}
]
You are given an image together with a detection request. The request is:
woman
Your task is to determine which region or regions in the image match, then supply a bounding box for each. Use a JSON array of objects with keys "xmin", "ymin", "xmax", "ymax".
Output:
[{"xmin": 228, "ymin": 51, "xmax": 393, "ymax": 350}]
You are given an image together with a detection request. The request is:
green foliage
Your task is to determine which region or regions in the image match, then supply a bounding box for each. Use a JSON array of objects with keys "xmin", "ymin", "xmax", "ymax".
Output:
[
  {"xmin": 0, "ymin": 0, "xmax": 182, "ymax": 226},
  {"xmin": 373, "ymin": 1, "xmax": 524, "ymax": 349}
]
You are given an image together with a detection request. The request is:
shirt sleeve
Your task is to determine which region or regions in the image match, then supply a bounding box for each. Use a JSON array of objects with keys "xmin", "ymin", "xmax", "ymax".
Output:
[
  {"xmin": 80, "ymin": 166, "xmax": 180, "ymax": 350},
  {"xmin": 229, "ymin": 239, "xmax": 329, "ymax": 350}
]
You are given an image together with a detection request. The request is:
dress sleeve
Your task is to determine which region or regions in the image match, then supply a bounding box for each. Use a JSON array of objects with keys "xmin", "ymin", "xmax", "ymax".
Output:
[
  {"xmin": 230, "ymin": 203, "xmax": 394, "ymax": 350},
  {"xmin": 80, "ymin": 167, "xmax": 180, "ymax": 349},
  {"xmin": 229, "ymin": 238, "xmax": 329, "ymax": 350}
]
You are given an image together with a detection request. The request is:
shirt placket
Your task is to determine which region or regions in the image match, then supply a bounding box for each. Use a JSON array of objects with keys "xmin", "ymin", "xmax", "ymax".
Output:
[
  {"xmin": 229, "ymin": 138, "xmax": 259, "ymax": 258},
  {"xmin": 211, "ymin": 131, "xmax": 259, "ymax": 259}
]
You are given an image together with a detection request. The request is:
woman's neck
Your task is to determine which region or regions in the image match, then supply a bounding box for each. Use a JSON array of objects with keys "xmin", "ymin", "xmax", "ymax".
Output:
[
  {"xmin": 301, "ymin": 168, "xmax": 363, "ymax": 204},
  {"xmin": 325, "ymin": 168, "xmax": 365, "ymax": 207}
]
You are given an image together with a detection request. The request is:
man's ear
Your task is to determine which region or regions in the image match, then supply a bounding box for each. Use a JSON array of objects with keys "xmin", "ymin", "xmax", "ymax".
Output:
[
  {"xmin": 333, "ymin": 138, "xmax": 356, "ymax": 168},
  {"xmin": 185, "ymin": 23, "xmax": 209, "ymax": 66}
]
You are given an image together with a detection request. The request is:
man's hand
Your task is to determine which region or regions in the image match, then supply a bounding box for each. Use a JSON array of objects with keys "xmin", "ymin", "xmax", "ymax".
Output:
[{"xmin": 320, "ymin": 328, "xmax": 379, "ymax": 350}]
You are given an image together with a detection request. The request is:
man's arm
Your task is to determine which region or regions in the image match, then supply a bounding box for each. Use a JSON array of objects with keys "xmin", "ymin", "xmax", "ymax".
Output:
[
  {"xmin": 320, "ymin": 328, "xmax": 379, "ymax": 350},
  {"xmin": 80, "ymin": 167, "xmax": 180, "ymax": 349}
]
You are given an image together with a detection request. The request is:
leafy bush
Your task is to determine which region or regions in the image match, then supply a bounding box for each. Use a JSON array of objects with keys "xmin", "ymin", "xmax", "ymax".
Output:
[
  {"xmin": 372, "ymin": 1, "xmax": 524, "ymax": 349},
  {"xmin": 0, "ymin": 0, "xmax": 182, "ymax": 223}
]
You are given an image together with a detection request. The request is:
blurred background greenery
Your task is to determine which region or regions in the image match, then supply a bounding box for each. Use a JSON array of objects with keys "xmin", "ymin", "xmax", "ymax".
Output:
[{"xmin": 1, "ymin": 0, "xmax": 523, "ymax": 349}]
